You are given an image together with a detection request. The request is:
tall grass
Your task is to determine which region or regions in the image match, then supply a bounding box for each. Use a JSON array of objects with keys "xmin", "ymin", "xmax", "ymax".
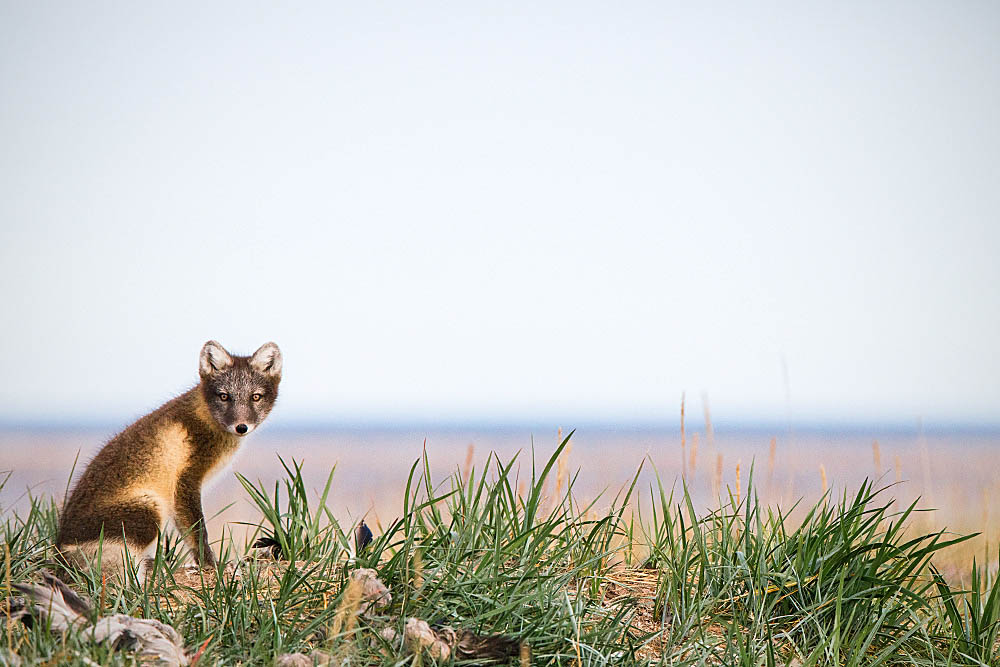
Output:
[{"xmin": 2, "ymin": 435, "xmax": 1000, "ymax": 665}]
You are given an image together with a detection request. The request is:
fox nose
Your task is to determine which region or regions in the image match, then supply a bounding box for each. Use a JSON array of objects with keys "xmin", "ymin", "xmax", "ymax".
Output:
[{"xmin": 235, "ymin": 424, "xmax": 248, "ymax": 434}]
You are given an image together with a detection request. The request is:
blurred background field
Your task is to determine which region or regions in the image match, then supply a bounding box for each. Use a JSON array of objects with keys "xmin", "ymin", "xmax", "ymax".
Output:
[
  {"xmin": 3, "ymin": 422, "xmax": 997, "ymax": 576},
  {"xmin": 3, "ymin": 3, "xmax": 998, "ymax": 589}
]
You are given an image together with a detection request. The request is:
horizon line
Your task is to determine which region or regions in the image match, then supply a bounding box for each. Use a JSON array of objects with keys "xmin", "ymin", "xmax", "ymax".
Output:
[{"xmin": 2, "ymin": 416, "xmax": 998, "ymax": 436}]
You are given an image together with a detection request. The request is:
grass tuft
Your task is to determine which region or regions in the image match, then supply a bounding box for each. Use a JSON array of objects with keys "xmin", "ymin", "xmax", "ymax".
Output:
[{"xmin": 1, "ymin": 435, "xmax": 999, "ymax": 665}]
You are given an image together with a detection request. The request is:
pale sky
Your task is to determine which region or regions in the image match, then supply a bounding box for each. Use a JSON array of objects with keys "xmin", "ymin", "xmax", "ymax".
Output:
[{"xmin": 1, "ymin": 2, "xmax": 998, "ymax": 426}]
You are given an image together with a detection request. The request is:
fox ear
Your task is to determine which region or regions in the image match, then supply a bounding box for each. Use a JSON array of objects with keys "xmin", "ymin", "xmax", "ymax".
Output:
[
  {"xmin": 249, "ymin": 342, "xmax": 282, "ymax": 378},
  {"xmin": 200, "ymin": 340, "xmax": 234, "ymax": 377}
]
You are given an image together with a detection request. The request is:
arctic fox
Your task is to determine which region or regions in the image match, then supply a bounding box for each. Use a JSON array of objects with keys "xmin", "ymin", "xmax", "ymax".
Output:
[{"xmin": 56, "ymin": 340, "xmax": 282, "ymax": 576}]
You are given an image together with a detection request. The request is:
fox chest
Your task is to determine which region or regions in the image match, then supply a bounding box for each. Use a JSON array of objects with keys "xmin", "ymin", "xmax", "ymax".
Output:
[
  {"xmin": 201, "ymin": 442, "xmax": 246, "ymax": 491},
  {"xmin": 142, "ymin": 423, "xmax": 242, "ymax": 500}
]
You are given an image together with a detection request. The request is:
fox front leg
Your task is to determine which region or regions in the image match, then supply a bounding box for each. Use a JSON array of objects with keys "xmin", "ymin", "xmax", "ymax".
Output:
[{"xmin": 175, "ymin": 478, "xmax": 217, "ymax": 567}]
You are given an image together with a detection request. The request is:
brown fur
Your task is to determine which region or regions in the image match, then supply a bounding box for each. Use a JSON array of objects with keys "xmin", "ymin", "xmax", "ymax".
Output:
[{"xmin": 56, "ymin": 341, "xmax": 281, "ymax": 575}]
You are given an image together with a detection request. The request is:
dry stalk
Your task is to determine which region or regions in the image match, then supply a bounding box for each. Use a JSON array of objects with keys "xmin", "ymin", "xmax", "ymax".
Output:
[
  {"xmin": 689, "ymin": 433, "xmax": 699, "ymax": 475},
  {"xmin": 413, "ymin": 549, "xmax": 424, "ymax": 592},
  {"xmin": 462, "ymin": 444, "xmax": 475, "ymax": 482},
  {"xmin": 701, "ymin": 392, "xmax": 714, "ymax": 451},
  {"xmin": 735, "ymin": 460, "xmax": 742, "ymax": 507},
  {"xmin": 872, "ymin": 440, "xmax": 882, "ymax": 475},
  {"xmin": 680, "ymin": 393, "xmax": 686, "ymax": 478},
  {"xmin": 328, "ymin": 578, "xmax": 363, "ymax": 645},
  {"xmin": 626, "ymin": 509, "xmax": 636, "ymax": 567},
  {"xmin": 539, "ymin": 430, "xmax": 554, "ymax": 510},
  {"xmin": 713, "ymin": 453, "xmax": 723, "ymax": 500},
  {"xmin": 556, "ymin": 434, "xmax": 571, "ymax": 500}
]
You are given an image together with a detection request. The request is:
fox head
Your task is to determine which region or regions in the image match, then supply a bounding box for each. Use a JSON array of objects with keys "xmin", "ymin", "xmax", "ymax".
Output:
[{"xmin": 198, "ymin": 341, "xmax": 282, "ymax": 436}]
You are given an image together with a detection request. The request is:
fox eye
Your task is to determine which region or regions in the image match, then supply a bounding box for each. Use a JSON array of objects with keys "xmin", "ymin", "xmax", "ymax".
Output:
[
  {"xmin": 218, "ymin": 392, "xmax": 230, "ymax": 401},
  {"xmin": 252, "ymin": 393, "xmax": 262, "ymax": 402}
]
